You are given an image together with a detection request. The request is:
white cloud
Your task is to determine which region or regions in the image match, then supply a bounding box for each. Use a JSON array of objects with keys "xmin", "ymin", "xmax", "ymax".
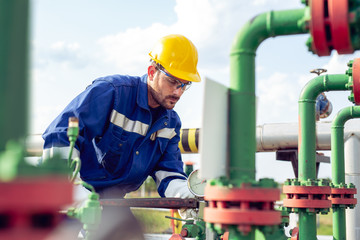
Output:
[
  {"xmin": 322, "ymin": 52, "xmax": 354, "ymax": 75},
  {"xmin": 257, "ymin": 72, "xmax": 303, "ymax": 124}
]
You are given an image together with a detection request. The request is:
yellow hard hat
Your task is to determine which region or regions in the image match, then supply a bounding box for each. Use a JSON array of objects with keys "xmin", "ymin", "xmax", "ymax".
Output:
[{"xmin": 149, "ymin": 34, "xmax": 201, "ymax": 82}]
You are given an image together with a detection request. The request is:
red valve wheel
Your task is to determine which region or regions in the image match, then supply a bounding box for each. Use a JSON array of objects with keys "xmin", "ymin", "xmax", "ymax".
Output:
[
  {"xmin": 353, "ymin": 58, "xmax": 360, "ymax": 105},
  {"xmin": 328, "ymin": 0, "xmax": 353, "ymax": 54},
  {"xmin": 310, "ymin": 0, "xmax": 330, "ymax": 56}
]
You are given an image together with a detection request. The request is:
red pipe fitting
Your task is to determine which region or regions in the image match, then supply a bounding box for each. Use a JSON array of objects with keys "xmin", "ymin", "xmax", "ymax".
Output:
[
  {"xmin": 0, "ymin": 177, "xmax": 73, "ymax": 240},
  {"xmin": 352, "ymin": 58, "xmax": 360, "ymax": 105},
  {"xmin": 329, "ymin": 187, "xmax": 357, "ymax": 206},
  {"xmin": 310, "ymin": 0, "xmax": 353, "ymax": 56},
  {"xmin": 283, "ymin": 185, "xmax": 331, "ymax": 210},
  {"xmin": 203, "ymin": 185, "xmax": 281, "ymax": 234}
]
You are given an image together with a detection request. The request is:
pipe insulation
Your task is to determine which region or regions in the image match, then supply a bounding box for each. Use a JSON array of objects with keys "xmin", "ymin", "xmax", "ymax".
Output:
[{"xmin": 26, "ymin": 119, "xmax": 360, "ymax": 156}]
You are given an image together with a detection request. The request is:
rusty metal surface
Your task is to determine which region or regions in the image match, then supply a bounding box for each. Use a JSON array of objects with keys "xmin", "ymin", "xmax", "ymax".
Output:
[{"xmin": 100, "ymin": 198, "xmax": 201, "ymax": 209}]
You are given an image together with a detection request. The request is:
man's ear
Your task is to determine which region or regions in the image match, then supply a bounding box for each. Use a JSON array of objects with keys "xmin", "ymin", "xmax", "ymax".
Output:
[{"xmin": 147, "ymin": 65, "xmax": 157, "ymax": 81}]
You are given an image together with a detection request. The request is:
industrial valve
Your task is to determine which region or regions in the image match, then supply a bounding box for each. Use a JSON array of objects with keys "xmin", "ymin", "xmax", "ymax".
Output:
[{"xmin": 306, "ymin": 0, "xmax": 360, "ymax": 56}]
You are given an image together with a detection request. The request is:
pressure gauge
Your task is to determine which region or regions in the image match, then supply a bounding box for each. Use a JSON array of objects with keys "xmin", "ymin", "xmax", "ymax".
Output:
[{"xmin": 187, "ymin": 169, "xmax": 207, "ymax": 197}]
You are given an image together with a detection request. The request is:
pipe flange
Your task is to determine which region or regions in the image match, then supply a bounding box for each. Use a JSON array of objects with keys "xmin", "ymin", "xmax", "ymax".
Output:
[
  {"xmin": 204, "ymin": 185, "xmax": 280, "ymax": 202},
  {"xmin": 330, "ymin": 187, "xmax": 357, "ymax": 207},
  {"xmin": 353, "ymin": 58, "xmax": 360, "ymax": 105},
  {"xmin": 328, "ymin": 0, "xmax": 353, "ymax": 54},
  {"xmin": 204, "ymin": 185, "xmax": 281, "ymax": 231},
  {"xmin": 310, "ymin": 0, "xmax": 330, "ymax": 56},
  {"xmin": 283, "ymin": 185, "xmax": 331, "ymax": 211}
]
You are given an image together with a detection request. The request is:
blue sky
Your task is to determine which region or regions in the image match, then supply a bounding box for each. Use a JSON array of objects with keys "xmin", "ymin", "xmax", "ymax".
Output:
[{"xmin": 29, "ymin": 0, "xmax": 359, "ymax": 182}]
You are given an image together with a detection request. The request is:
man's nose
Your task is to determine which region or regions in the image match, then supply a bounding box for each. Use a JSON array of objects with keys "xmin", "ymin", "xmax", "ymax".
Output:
[{"xmin": 172, "ymin": 87, "xmax": 184, "ymax": 96}]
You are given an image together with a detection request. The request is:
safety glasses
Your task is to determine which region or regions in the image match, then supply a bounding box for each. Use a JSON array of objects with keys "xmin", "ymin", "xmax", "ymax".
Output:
[{"xmin": 158, "ymin": 68, "xmax": 192, "ymax": 91}]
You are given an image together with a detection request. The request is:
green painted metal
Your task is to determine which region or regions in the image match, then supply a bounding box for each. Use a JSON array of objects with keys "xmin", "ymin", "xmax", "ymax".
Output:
[
  {"xmin": 299, "ymin": 74, "xmax": 350, "ymax": 181},
  {"xmin": 225, "ymin": 7, "xmax": 309, "ymax": 240},
  {"xmin": 229, "ymin": 8, "xmax": 308, "ymax": 185},
  {"xmin": 67, "ymin": 188, "xmax": 102, "ymax": 240},
  {"xmin": 0, "ymin": 0, "xmax": 30, "ymax": 151},
  {"xmin": 331, "ymin": 106, "xmax": 360, "ymax": 185},
  {"xmin": 298, "ymin": 74, "xmax": 350, "ymax": 240},
  {"xmin": 331, "ymin": 105, "xmax": 360, "ymax": 240}
]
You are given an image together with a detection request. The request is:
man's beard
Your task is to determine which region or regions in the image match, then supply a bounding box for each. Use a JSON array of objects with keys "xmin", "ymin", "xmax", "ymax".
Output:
[{"xmin": 149, "ymin": 87, "xmax": 179, "ymax": 110}]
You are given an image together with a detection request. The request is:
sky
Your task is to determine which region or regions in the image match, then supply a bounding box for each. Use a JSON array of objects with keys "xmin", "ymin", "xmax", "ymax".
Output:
[{"xmin": 29, "ymin": 0, "xmax": 359, "ymax": 183}]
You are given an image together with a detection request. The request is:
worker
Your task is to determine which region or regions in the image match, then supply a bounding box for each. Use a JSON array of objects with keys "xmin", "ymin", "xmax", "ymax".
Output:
[{"xmin": 42, "ymin": 34, "xmax": 200, "ymax": 239}]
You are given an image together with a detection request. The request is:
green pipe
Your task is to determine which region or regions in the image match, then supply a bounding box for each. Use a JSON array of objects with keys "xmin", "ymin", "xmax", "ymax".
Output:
[
  {"xmin": 298, "ymin": 74, "xmax": 349, "ymax": 240},
  {"xmin": 331, "ymin": 106, "xmax": 360, "ymax": 185},
  {"xmin": 299, "ymin": 74, "xmax": 349, "ymax": 180},
  {"xmin": 229, "ymin": 8, "xmax": 307, "ymax": 184},
  {"xmin": 226, "ymin": 7, "xmax": 308, "ymax": 240},
  {"xmin": 0, "ymin": 0, "xmax": 30, "ymax": 151},
  {"xmin": 331, "ymin": 106, "xmax": 360, "ymax": 240},
  {"xmin": 333, "ymin": 208, "xmax": 346, "ymax": 240}
]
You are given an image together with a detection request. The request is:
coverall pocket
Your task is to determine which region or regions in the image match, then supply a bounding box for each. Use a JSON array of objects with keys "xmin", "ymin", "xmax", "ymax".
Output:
[
  {"xmin": 157, "ymin": 137, "xmax": 170, "ymax": 154},
  {"xmin": 97, "ymin": 129, "xmax": 127, "ymax": 175}
]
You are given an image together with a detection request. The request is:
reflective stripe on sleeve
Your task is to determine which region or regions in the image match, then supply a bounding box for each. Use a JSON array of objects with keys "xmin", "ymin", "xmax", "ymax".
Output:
[
  {"xmin": 42, "ymin": 146, "xmax": 80, "ymax": 161},
  {"xmin": 110, "ymin": 109, "xmax": 149, "ymax": 136},
  {"xmin": 154, "ymin": 170, "xmax": 186, "ymax": 188},
  {"xmin": 157, "ymin": 128, "xmax": 176, "ymax": 139}
]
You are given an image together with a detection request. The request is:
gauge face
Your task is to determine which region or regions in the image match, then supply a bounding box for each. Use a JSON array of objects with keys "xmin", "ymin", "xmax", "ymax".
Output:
[{"xmin": 187, "ymin": 169, "xmax": 207, "ymax": 197}]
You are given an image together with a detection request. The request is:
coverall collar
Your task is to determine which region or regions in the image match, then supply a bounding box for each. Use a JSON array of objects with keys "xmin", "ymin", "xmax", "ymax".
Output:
[{"xmin": 138, "ymin": 74, "xmax": 170, "ymax": 119}]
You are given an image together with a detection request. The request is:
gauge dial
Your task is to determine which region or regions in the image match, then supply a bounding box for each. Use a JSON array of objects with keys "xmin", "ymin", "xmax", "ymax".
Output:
[{"xmin": 187, "ymin": 169, "xmax": 207, "ymax": 197}]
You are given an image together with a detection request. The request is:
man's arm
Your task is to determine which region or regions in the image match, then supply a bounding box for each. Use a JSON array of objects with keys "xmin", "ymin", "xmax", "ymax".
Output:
[
  {"xmin": 152, "ymin": 120, "xmax": 195, "ymax": 199},
  {"xmin": 42, "ymin": 80, "xmax": 116, "ymax": 161}
]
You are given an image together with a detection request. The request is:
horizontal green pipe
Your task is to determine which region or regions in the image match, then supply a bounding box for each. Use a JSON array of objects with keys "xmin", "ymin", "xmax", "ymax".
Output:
[{"xmin": 229, "ymin": 8, "xmax": 307, "ymax": 183}]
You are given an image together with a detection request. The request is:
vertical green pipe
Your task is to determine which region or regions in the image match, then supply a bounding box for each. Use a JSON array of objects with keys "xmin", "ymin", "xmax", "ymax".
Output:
[
  {"xmin": 229, "ymin": 8, "xmax": 307, "ymax": 184},
  {"xmin": 0, "ymin": 0, "xmax": 29, "ymax": 151},
  {"xmin": 298, "ymin": 74, "xmax": 349, "ymax": 240},
  {"xmin": 226, "ymin": 8, "xmax": 307, "ymax": 240},
  {"xmin": 333, "ymin": 208, "xmax": 346, "ymax": 240},
  {"xmin": 331, "ymin": 106, "xmax": 360, "ymax": 240},
  {"xmin": 331, "ymin": 106, "xmax": 360, "ymax": 184}
]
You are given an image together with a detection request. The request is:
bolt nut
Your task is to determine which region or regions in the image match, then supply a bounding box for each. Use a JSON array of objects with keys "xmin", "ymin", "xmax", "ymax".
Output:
[
  {"xmin": 305, "ymin": 179, "xmax": 316, "ymax": 186},
  {"xmin": 318, "ymin": 179, "xmax": 330, "ymax": 186}
]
